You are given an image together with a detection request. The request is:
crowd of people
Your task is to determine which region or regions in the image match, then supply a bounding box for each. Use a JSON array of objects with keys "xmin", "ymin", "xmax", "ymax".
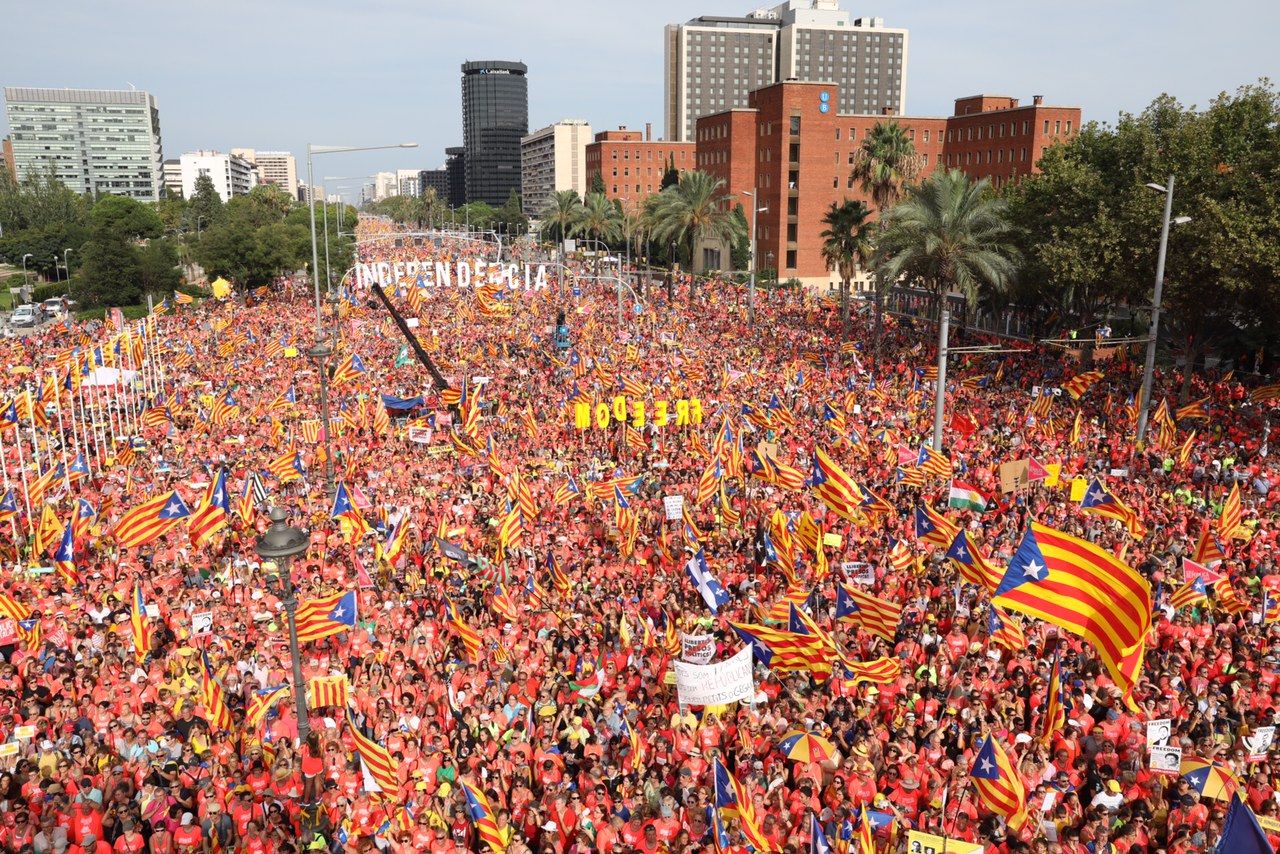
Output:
[{"xmin": 0, "ymin": 213, "xmax": 1275, "ymax": 854}]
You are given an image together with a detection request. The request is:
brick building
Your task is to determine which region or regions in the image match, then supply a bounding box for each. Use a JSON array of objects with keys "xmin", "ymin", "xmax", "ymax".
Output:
[
  {"xmin": 584, "ymin": 126, "xmax": 695, "ymax": 211},
  {"xmin": 694, "ymin": 81, "xmax": 1078, "ymax": 284}
]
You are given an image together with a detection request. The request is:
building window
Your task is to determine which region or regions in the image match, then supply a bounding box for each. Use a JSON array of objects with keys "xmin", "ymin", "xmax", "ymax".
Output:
[
  {"xmin": 1043, "ymin": 120, "xmax": 1049, "ymax": 134},
  {"xmin": 1023, "ymin": 121, "xmax": 1029, "ymax": 135},
  {"xmin": 923, "ymin": 130, "xmax": 930, "ymax": 143},
  {"xmin": 1054, "ymin": 120, "xmax": 1061, "ymax": 135},
  {"xmin": 835, "ymin": 128, "xmax": 840, "ymax": 140},
  {"xmin": 921, "ymin": 153, "xmax": 928, "ymax": 165},
  {"xmin": 787, "ymin": 224, "xmax": 797, "ymax": 241},
  {"xmin": 612, "ymin": 185, "xmax": 618, "ymax": 193},
  {"xmin": 785, "ymin": 249, "xmax": 797, "ymax": 269},
  {"xmin": 1065, "ymin": 120, "xmax": 1072, "ymax": 134},
  {"xmin": 977, "ymin": 127, "xmax": 982, "ymax": 141},
  {"xmin": 789, "ymin": 115, "xmax": 801, "ymax": 135},
  {"xmin": 1021, "ymin": 147, "xmax": 1027, "ymax": 162}
]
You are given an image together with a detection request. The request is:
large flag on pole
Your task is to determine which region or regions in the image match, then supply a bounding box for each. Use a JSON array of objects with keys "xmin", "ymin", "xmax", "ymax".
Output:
[
  {"xmin": 970, "ymin": 734, "xmax": 1029, "ymax": 831},
  {"xmin": 993, "ymin": 522, "xmax": 1151, "ymax": 704},
  {"xmin": 113, "ymin": 491, "xmax": 191, "ymax": 548}
]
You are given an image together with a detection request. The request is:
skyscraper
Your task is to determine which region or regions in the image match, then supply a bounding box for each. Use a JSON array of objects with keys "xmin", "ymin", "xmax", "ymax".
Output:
[
  {"xmin": 3, "ymin": 86, "xmax": 164, "ymax": 201},
  {"xmin": 664, "ymin": 0, "xmax": 907, "ymax": 142},
  {"xmin": 461, "ymin": 60, "xmax": 528, "ymax": 206}
]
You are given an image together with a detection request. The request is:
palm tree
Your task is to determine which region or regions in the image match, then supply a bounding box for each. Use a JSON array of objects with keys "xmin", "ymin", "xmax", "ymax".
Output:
[
  {"xmin": 540, "ymin": 190, "xmax": 584, "ymax": 268},
  {"xmin": 572, "ymin": 192, "xmax": 622, "ymax": 279},
  {"xmin": 820, "ymin": 200, "xmax": 874, "ymax": 337},
  {"xmin": 875, "ymin": 168, "xmax": 1019, "ymax": 323},
  {"xmin": 648, "ymin": 170, "xmax": 746, "ymax": 304},
  {"xmin": 851, "ymin": 121, "xmax": 924, "ymax": 348}
]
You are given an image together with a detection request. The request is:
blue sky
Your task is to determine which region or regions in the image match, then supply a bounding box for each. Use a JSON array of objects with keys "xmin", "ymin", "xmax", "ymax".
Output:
[{"xmin": 3, "ymin": 0, "xmax": 1277, "ymax": 201}]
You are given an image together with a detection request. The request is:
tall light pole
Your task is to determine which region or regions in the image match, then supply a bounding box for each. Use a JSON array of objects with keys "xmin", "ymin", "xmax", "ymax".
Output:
[
  {"xmin": 932, "ymin": 310, "xmax": 951, "ymax": 452},
  {"xmin": 254, "ymin": 507, "xmax": 312, "ymax": 743},
  {"xmin": 1135, "ymin": 176, "xmax": 1192, "ymax": 445},
  {"xmin": 323, "ymin": 176, "xmax": 374, "ymax": 294},
  {"xmin": 740, "ymin": 189, "xmax": 765, "ymax": 325},
  {"xmin": 20, "ymin": 254, "xmax": 33, "ymax": 298},
  {"xmin": 307, "ymin": 143, "xmax": 418, "ymax": 332},
  {"xmin": 63, "ymin": 249, "xmax": 74, "ymax": 287},
  {"xmin": 52, "ymin": 257, "xmax": 61, "ymax": 285}
]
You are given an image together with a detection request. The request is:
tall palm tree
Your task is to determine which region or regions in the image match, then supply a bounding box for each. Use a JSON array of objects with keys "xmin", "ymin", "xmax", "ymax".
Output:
[
  {"xmin": 540, "ymin": 190, "xmax": 585, "ymax": 268},
  {"xmin": 820, "ymin": 200, "xmax": 874, "ymax": 337},
  {"xmin": 648, "ymin": 170, "xmax": 746, "ymax": 304},
  {"xmin": 572, "ymin": 192, "xmax": 622, "ymax": 279},
  {"xmin": 851, "ymin": 121, "xmax": 924, "ymax": 348},
  {"xmin": 875, "ymin": 168, "xmax": 1019, "ymax": 323}
]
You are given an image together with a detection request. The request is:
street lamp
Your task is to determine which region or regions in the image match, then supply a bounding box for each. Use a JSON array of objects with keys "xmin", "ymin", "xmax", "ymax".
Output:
[
  {"xmin": 20, "ymin": 254, "xmax": 32, "ymax": 296},
  {"xmin": 63, "ymin": 249, "xmax": 74, "ymax": 287},
  {"xmin": 254, "ymin": 506, "xmax": 312, "ymax": 743},
  {"xmin": 1135, "ymin": 176, "xmax": 1193, "ymax": 445},
  {"xmin": 307, "ymin": 143, "xmax": 418, "ymax": 333},
  {"xmin": 323, "ymin": 176, "xmax": 374, "ymax": 294},
  {"xmin": 307, "ymin": 339, "xmax": 337, "ymax": 497},
  {"xmin": 740, "ymin": 189, "xmax": 766, "ymax": 325},
  {"xmin": 52, "ymin": 257, "xmax": 61, "ymax": 285}
]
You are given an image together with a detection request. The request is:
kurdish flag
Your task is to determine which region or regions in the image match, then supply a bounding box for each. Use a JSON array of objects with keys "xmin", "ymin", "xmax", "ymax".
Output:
[{"xmin": 947, "ymin": 480, "xmax": 988, "ymax": 512}]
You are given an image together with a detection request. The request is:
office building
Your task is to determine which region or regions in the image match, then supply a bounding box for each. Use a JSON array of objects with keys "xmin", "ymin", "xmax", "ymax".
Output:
[
  {"xmin": 2, "ymin": 86, "xmax": 164, "ymax": 200},
  {"xmin": 419, "ymin": 168, "xmax": 449, "ymax": 199},
  {"xmin": 1, "ymin": 137, "xmax": 14, "ymax": 181},
  {"xmin": 396, "ymin": 169, "xmax": 420, "ymax": 197},
  {"xmin": 445, "ymin": 147, "xmax": 467, "ymax": 208},
  {"xmin": 585, "ymin": 125, "xmax": 694, "ymax": 211},
  {"xmin": 461, "ymin": 60, "xmax": 528, "ymax": 206},
  {"xmin": 161, "ymin": 159, "xmax": 183, "ymax": 198},
  {"xmin": 664, "ymin": 0, "xmax": 907, "ymax": 142},
  {"xmin": 231, "ymin": 149, "xmax": 298, "ymax": 198},
  {"xmin": 179, "ymin": 150, "xmax": 257, "ymax": 202},
  {"xmin": 693, "ymin": 81, "xmax": 1079, "ymax": 284},
  {"xmin": 520, "ymin": 119, "xmax": 591, "ymax": 217},
  {"xmin": 298, "ymin": 183, "xmax": 325, "ymax": 205}
]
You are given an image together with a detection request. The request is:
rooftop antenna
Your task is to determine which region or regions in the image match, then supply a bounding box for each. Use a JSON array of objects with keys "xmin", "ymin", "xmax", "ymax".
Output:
[{"xmin": 126, "ymin": 82, "xmax": 136, "ymax": 90}]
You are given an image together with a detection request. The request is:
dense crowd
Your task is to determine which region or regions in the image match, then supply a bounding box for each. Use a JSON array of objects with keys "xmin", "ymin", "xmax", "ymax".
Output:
[{"xmin": 0, "ymin": 214, "xmax": 1275, "ymax": 854}]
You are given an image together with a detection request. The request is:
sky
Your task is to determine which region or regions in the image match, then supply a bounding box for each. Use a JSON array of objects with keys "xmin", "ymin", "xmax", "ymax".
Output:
[{"xmin": 2, "ymin": 0, "xmax": 1277, "ymax": 201}]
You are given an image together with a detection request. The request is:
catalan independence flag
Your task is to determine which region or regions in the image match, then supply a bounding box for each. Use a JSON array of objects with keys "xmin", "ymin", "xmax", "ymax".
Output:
[
  {"xmin": 459, "ymin": 780, "xmax": 506, "ymax": 852},
  {"xmin": 946, "ymin": 530, "xmax": 1003, "ymax": 592},
  {"xmin": 446, "ymin": 600, "xmax": 483, "ymax": 662},
  {"xmin": 1219, "ymin": 481, "xmax": 1243, "ymax": 541},
  {"xmin": 835, "ymin": 585, "xmax": 902, "ymax": 642},
  {"xmin": 199, "ymin": 652, "xmax": 233, "ymax": 733},
  {"xmin": 1041, "ymin": 651, "xmax": 1068, "ymax": 745},
  {"xmin": 53, "ymin": 521, "xmax": 80, "ymax": 587},
  {"xmin": 810, "ymin": 446, "xmax": 873, "ymax": 522},
  {"xmin": 244, "ymin": 685, "xmax": 290, "ymax": 731},
  {"xmin": 1079, "ymin": 478, "xmax": 1146, "ymax": 539},
  {"xmin": 293, "ymin": 590, "xmax": 357, "ymax": 644},
  {"xmin": 970, "ymin": 735, "xmax": 1028, "ymax": 831},
  {"xmin": 713, "ymin": 758, "xmax": 771, "ymax": 852},
  {"xmin": 188, "ymin": 468, "xmax": 230, "ymax": 547},
  {"xmin": 114, "ymin": 491, "xmax": 191, "ymax": 549},
  {"xmin": 349, "ymin": 713, "xmax": 400, "ymax": 799},
  {"xmin": 1062, "ymin": 369, "xmax": 1103, "ymax": 400},
  {"xmin": 131, "ymin": 583, "xmax": 149, "ymax": 662},
  {"xmin": 730, "ymin": 622, "xmax": 831, "ymax": 677},
  {"xmin": 993, "ymin": 522, "xmax": 1152, "ymax": 702},
  {"xmin": 309, "ymin": 675, "xmax": 350, "ymax": 709}
]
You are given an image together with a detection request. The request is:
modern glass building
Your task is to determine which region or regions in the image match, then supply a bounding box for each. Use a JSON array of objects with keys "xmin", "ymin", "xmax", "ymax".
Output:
[
  {"xmin": 3, "ymin": 87, "xmax": 164, "ymax": 201},
  {"xmin": 460, "ymin": 61, "xmax": 528, "ymax": 207}
]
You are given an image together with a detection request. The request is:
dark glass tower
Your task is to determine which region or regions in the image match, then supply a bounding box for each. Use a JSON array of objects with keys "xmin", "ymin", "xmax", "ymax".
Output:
[{"xmin": 461, "ymin": 60, "xmax": 528, "ymax": 207}]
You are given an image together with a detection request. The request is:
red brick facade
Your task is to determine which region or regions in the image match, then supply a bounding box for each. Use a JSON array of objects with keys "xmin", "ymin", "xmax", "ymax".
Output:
[
  {"xmin": 694, "ymin": 82, "xmax": 1080, "ymax": 283},
  {"xmin": 584, "ymin": 128, "xmax": 695, "ymax": 211}
]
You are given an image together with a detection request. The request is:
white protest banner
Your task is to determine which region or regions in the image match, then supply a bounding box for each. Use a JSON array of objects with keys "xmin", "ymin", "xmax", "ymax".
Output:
[
  {"xmin": 1149, "ymin": 745, "xmax": 1182, "ymax": 776},
  {"xmin": 1247, "ymin": 726, "xmax": 1276, "ymax": 762},
  {"xmin": 663, "ymin": 495, "xmax": 685, "ymax": 521},
  {"xmin": 1146, "ymin": 718, "xmax": 1172, "ymax": 748},
  {"xmin": 843, "ymin": 562, "xmax": 875, "ymax": 585},
  {"xmin": 407, "ymin": 426, "xmax": 433, "ymax": 445},
  {"xmin": 680, "ymin": 632, "xmax": 716, "ymax": 665},
  {"xmin": 191, "ymin": 612, "xmax": 214, "ymax": 637},
  {"xmin": 674, "ymin": 646, "xmax": 754, "ymax": 707}
]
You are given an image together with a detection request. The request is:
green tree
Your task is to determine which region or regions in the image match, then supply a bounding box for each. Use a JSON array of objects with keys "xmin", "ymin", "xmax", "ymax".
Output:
[
  {"xmin": 1006, "ymin": 81, "xmax": 1280, "ymax": 386},
  {"xmin": 851, "ymin": 121, "xmax": 924, "ymax": 347},
  {"xmin": 572, "ymin": 192, "xmax": 623, "ymax": 278},
  {"xmin": 876, "ymin": 168, "xmax": 1019, "ymax": 322},
  {"xmin": 540, "ymin": 190, "xmax": 584, "ymax": 258},
  {"xmin": 648, "ymin": 171, "xmax": 746, "ymax": 303},
  {"xmin": 494, "ymin": 189, "xmax": 528, "ymax": 237},
  {"xmin": 820, "ymin": 200, "xmax": 874, "ymax": 336},
  {"xmin": 77, "ymin": 196, "xmax": 168, "ymax": 307},
  {"xmin": 660, "ymin": 155, "xmax": 679, "ymax": 190},
  {"xmin": 590, "ymin": 170, "xmax": 606, "ymax": 196},
  {"xmin": 138, "ymin": 239, "xmax": 181, "ymax": 296},
  {"xmin": 186, "ymin": 174, "xmax": 225, "ymax": 233},
  {"xmin": 730, "ymin": 204, "xmax": 751, "ymax": 272}
]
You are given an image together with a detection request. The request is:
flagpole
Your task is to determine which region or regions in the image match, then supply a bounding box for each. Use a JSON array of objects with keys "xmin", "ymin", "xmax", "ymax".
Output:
[
  {"xmin": 64, "ymin": 368, "xmax": 85, "ymax": 478},
  {"xmin": 26, "ymin": 391, "xmax": 48, "ymax": 474},
  {"xmin": 49, "ymin": 370, "xmax": 71, "ymax": 492},
  {"xmin": 7, "ymin": 424, "xmax": 33, "ymax": 543},
  {"xmin": 0, "ymin": 427, "xmax": 21, "ymax": 549}
]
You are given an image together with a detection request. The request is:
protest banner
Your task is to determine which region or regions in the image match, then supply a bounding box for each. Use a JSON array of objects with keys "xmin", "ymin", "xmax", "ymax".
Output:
[
  {"xmin": 1246, "ymin": 726, "xmax": 1275, "ymax": 761},
  {"xmin": 673, "ymin": 646, "xmax": 754, "ymax": 707},
  {"xmin": 663, "ymin": 495, "xmax": 685, "ymax": 521},
  {"xmin": 680, "ymin": 632, "xmax": 716, "ymax": 665},
  {"xmin": 191, "ymin": 611, "xmax": 214, "ymax": 637},
  {"xmin": 1146, "ymin": 718, "xmax": 1172, "ymax": 748},
  {"xmin": 1149, "ymin": 745, "xmax": 1182, "ymax": 776},
  {"xmin": 905, "ymin": 830, "xmax": 983, "ymax": 854}
]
